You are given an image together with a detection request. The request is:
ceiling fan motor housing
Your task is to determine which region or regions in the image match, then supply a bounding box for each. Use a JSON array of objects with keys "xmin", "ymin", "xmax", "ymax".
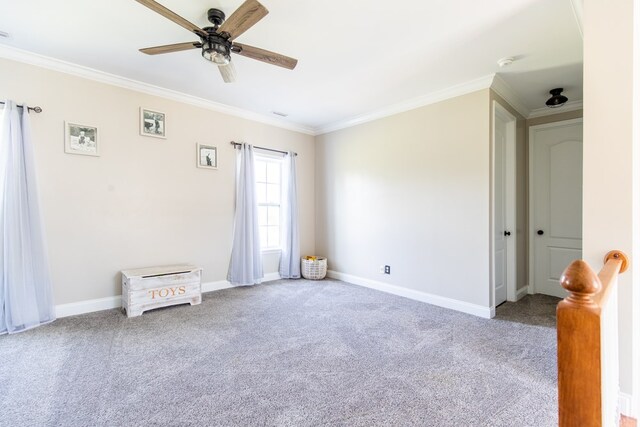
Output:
[{"xmin": 207, "ymin": 8, "xmax": 226, "ymax": 27}]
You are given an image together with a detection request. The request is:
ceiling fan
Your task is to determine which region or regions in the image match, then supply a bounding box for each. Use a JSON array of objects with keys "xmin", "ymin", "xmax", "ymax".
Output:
[{"xmin": 134, "ymin": 0, "xmax": 298, "ymax": 83}]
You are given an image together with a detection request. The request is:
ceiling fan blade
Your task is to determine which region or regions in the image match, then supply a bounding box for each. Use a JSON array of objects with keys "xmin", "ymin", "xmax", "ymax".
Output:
[
  {"xmin": 218, "ymin": 0, "xmax": 268, "ymax": 40},
  {"xmin": 134, "ymin": 0, "xmax": 207, "ymax": 38},
  {"xmin": 233, "ymin": 43, "xmax": 298, "ymax": 70},
  {"xmin": 218, "ymin": 62, "xmax": 237, "ymax": 83},
  {"xmin": 140, "ymin": 42, "xmax": 200, "ymax": 55}
]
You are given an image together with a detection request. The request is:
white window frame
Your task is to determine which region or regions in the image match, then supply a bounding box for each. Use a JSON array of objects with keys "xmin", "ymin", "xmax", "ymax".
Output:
[{"xmin": 254, "ymin": 152, "xmax": 283, "ymax": 252}]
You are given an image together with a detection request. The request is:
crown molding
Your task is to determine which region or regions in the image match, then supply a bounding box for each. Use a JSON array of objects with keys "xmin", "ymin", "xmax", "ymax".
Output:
[
  {"xmin": 490, "ymin": 74, "xmax": 531, "ymax": 118},
  {"xmin": 0, "ymin": 44, "xmax": 316, "ymax": 136},
  {"xmin": 316, "ymin": 74, "xmax": 495, "ymax": 135},
  {"xmin": 1, "ymin": 44, "xmax": 584, "ymax": 136},
  {"xmin": 527, "ymin": 99, "xmax": 583, "ymax": 119}
]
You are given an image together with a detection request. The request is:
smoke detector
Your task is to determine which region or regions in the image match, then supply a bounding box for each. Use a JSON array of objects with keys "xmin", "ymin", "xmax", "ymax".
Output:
[{"xmin": 497, "ymin": 57, "xmax": 514, "ymax": 68}]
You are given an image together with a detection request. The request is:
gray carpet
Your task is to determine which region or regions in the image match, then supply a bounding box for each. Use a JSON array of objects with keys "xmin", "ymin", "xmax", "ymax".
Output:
[{"xmin": 0, "ymin": 279, "xmax": 560, "ymax": 426}]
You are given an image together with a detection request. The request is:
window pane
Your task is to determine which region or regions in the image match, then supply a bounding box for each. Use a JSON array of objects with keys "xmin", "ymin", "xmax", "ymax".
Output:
[
  {"xmin": 258, "ymin": 206, "xmax": 268, "ymax": 226},
  {"xmin": 255, "ymin": 160, "xmax": 267, "ymax": 182},
  {"xmin": 260, "ymin": 226, "xmax": 268, "ymax": 248},
  {"xmin": 255, "ymin": 155, "xmax": 283, "ymax": 251},
  {"xmin": 256, "ymin": 183, "xmax": 267, "ymax": 204},
  {"xmin": 268, "ymin": 226, "xmax": 280, "ymax": 248},
  {"xmin": 268, "ymin": 206, "xmax": 280, "ymax": 226},
  {"xmin": 267, "ymin": 184, "xmax": 280, "ymax": 204},
  {"xmin": 267, "ymin": 162, "xmax": 281, "ymax": 183}
]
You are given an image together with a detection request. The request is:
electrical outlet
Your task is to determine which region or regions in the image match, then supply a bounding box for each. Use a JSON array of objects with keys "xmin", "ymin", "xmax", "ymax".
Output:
[
  {"xmin": 379, "ymin": 265, "xmax": 385, "ymax": 274},
  {"xmin": 384, "ymin": 265, "xmax": 391, "ymax": 274}
]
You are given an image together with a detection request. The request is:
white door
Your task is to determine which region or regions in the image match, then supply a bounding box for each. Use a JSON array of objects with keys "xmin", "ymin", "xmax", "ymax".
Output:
[
  {"xmin": 530, "ymin": 119, "xmax": 583, "ymax": 298},
  {"xmin": 494, "ymin": 112, "xmax": 508, "ymax": 306},
  {"xmin": 493, "ymin": 102, "xmax": 515, "ymax": 306}
]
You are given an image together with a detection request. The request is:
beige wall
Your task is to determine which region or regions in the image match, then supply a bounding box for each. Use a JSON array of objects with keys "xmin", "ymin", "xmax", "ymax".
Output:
[
  {"xmin": 315, "ymin": 89, "xmax": 492, "ymax": 308},
  {"xmin": 490, "ymin": 91, "xmax": 528, "ymax": 293},
  {"xmin": 634, "ymin": 0, "xmax": 640, "ymax": 413},
  {"xmin": 0, "ymin": 58, "xmax": 316, "ymax": 305},
  {"xmin": 583, "ymin": 0, "xmax": 637, "ymax": 405}
]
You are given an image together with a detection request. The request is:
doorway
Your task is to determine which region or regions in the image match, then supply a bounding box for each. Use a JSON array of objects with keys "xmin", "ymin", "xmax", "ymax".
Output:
[
  {"xmin": 492, "ymin": 101, "xmax": 517, "ymax": 308},
  {"xmin": 528, "ymin": 118, "xmax": 583, "ymax": 298}
]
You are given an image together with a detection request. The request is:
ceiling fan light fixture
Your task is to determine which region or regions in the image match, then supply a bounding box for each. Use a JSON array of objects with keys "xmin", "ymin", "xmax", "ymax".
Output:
[
  {"xmin": 202, "ymin": 41, "xmax": 230, "ymax": 65},
  {"xmin": 545, "ymin": 88, "xmax": 569, "ymax": 108},
  {"xmin": 136, "ymin": 0, "xmax": 298, "ymax": 82}
]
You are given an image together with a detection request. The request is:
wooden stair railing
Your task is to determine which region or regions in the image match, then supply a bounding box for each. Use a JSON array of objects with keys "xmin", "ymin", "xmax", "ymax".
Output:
[{"xmin": 558, "ymin": 250, "xmax": 630, "ymax": 427}]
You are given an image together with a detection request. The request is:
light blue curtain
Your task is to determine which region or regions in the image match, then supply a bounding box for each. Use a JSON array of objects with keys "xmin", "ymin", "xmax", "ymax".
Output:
[
  {"xmin": 279, "ymin": 152, "xmax": 300, "ymax": 279},
  {"xmin": 0, "ymin": 101, "xmax": 55, "ymax": 334},
  {"xmin": 228, "ymin": 144, "xmax": 263, "ymax": 285}
]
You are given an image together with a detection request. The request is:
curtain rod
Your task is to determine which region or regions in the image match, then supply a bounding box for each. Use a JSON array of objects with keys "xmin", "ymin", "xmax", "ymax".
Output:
[
  {"xmin": 0, "ymin": 101, "xmax": 43, "ymax": 113},
  {"xmin": 230, "ymin": 141, "xmax": 297, "ymax": 156}
]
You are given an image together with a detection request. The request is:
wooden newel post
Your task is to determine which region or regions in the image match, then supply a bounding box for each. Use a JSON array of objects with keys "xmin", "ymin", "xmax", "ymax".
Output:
[{"xmin": 557, "ymin": 260, "xmax": 603, "ymax": 427}]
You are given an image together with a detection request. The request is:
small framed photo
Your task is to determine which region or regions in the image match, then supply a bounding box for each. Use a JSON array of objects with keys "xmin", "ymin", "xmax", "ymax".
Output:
[
  {"xmin": 197, "ymin": 143, "xmax": 218, "ymax": 170},
  {"xmin": 65, "ymin": 122, "xmax": 99, "ymax": 156},
  {"xmin": 140, "ymin": 107, "xmax": 166, "ymax": 138}
]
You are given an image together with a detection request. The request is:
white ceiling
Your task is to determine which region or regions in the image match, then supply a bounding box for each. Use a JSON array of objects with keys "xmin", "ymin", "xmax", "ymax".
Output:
[{"xmin": 0, "ymin": 0, "xmax": 583, "ymax": 132}]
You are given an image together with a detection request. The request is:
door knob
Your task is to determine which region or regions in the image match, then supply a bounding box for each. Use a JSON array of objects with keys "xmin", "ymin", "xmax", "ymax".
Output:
[
  {"xmin": 537, "ymin": 230, "xmax": 544, "ymax": 235},
  {"xmin": 504, "ymin": 231, "xmax": 511, "ymax": 236}
]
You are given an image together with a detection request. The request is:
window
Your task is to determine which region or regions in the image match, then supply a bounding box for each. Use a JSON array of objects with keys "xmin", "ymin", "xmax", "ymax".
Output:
[{"xmin": 255, "ymin": 155, "xmax": 282, "ymax": 250}]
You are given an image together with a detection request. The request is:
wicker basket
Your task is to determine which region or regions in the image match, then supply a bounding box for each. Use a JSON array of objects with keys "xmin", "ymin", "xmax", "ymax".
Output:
[{"xmin": 301, "ymin": 256, "xmax": 327, "ymax": 280}]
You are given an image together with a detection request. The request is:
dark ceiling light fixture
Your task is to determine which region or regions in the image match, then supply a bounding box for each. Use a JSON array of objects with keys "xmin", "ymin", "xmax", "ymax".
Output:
[{"xmin": 545, "ymin": 88, "xmax": 569, "ymax": 108}]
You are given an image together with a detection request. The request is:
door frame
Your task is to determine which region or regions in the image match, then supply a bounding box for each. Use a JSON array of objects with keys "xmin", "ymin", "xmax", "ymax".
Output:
[
  {"xmin": 490, "ymin": 100, "xmax": 517, "ymax": 311},
  {"xmin": 528, "ymin": 117, "xmax": 584, "ymax": 295}
]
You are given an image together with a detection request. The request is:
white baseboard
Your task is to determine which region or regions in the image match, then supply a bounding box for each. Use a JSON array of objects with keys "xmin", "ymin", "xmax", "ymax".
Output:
[
  {"xmin": 326, "ymin": 270, "xmax": 493, "ymax": 319},
  {"xmin": 264, "ymin": 272, "xmax": 282, "ymax": 282},
  {"xmin": 55, "ymin": 272, "xmax": 282, "ymax": 318},
  {"xmin": 516, "ymin": 286, "xmax": 530, "ymax": 301},
  {"xmin": 55, "ymin": 296, "xmax": 122, "ymax": 318},
  {"xmin": 489, "ymin": 306, "xmax": 496, "ymax": 318},
  {"xmin": 202, "ymin": 272, "xmax": 281, "ymax": 291},
  {"xmin": 619, "ymin": 392, "xmax": 636, "ymax": 418},
  {"xmin": 201, "ymin": 280, "xmax": 236, "ymax": 293}
]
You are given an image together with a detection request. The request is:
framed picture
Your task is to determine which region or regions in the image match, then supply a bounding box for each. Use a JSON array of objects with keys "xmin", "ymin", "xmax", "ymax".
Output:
[
  {"xmin": 140, "ymin": 107, "xmax": 166, "ymax": 138},
  {"xmin": 197, "ymin": 143, "xmax": 218, "ymax": 170},
  {"xmin": 64, "ymin": 122, "xmax": 99, "ymax": 156}
]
